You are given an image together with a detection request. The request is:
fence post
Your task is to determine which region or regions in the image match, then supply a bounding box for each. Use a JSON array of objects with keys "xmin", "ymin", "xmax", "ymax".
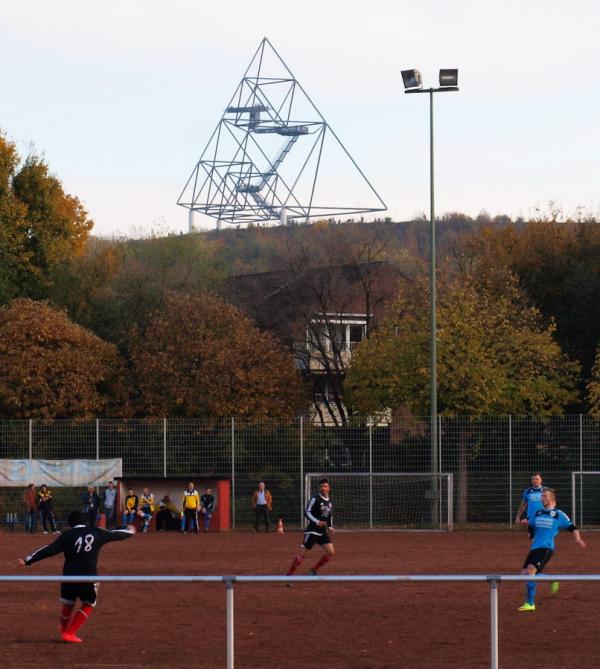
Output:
[
  {"xmin": 226, "ymin": 578, "xmax": 235, "ymax": 669},
  {"xmin": 369, "ymin": 419, "xmax": 373, "ymax": 530},
  {"xmin": 163, "ymin": 418, "xmax": 167, "ymax": 478},
  {"xmin": 28, "ymin": 419, "xmax": 32, "ymax": 460},
  {"xmin": 489, "ymin": 578, "xmax": 499, "ymax": 669},
  {"xmin": 438, "ymin": 415, "xmax": 442, "ymax": 527},
  {"xmin": 508, "ymin": 415, "xmax": 512, "ymax": 528},
  {"xmin": 300, "ymin": 416, "xmax": 304, "ymax": 528},
  {"xmin": 571, "ymin": 471, "xmax": 577, "ymax": 526},
  {"xmin": 579, "ymin": 414, "xmax": 583, "ymax": 526},
  {"xmin": 231, "ymin": 418, "xmax": 236, "ymax": 530},
  {"xmin": 96, "ymin": 419, "xmax": 100, "ymax": 461}
]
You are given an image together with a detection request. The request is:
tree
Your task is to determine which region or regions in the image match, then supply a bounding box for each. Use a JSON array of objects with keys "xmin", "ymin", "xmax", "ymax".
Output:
[
  {"xmin": 0, "ymin": 133, "xmax": 32, "ymax": 302},
  {"xmin": 586, "ymin": 347, "xmax": 600, "ymax": 413},
  {"xmin": 49, "ymin": 232, "xmax": 227, "ymax": 349},
  {"xmin": 128, "ymin": 292, "xmax": 308, "ymax": 417},
  {"xmin": 0, "ymin": 131, "xmax": 93, "ymax": 300},
  {"xmin": 345, "ymin": 273, "xmax": 580, "ymax": 521},
  {"xmin": 0, "ymin": 299, "xmax": 121, "ymax": 418},
  {"xmin": 457, "ymin": 217, "xmax": 600, "ymax": 402}
]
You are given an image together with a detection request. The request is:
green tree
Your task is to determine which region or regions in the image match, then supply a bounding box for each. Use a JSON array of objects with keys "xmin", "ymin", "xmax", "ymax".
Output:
[
  {"xmin": 0, "ymin": 131, "xmax": 93, "ymax": 300},
  {"xmin": 345, "ymin": 273, "xmax": 580, "ymax": 521},
  {"xmin": 0, "ymin": 133, "xmax": 32, "ymax": 302},
  {"xmin": 50, "ymin": 232, "xmax": 227, "ymax": 349},
  {"xmin": 458, "ymin": 217, "xmax": 600, "ymax": 401}
]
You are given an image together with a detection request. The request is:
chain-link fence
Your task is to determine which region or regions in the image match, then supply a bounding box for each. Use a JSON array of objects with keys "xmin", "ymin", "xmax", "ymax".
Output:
[{"xmin": 1, "ymin": 416, "xmax": 600, "ymax": 528}]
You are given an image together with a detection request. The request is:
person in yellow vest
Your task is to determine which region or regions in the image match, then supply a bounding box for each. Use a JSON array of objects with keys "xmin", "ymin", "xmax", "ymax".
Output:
[
  {"xmin": 181, "ymin": 482, "xmax": 200, "ymax": 533},
  {"xmin": 122, "ymin": 489, "xmax": 138, "ymax": 526},
  {"xmin": 37, "ymin": 484, "xmax": 58, "ymax": 534},
  {"xmin": 139, "ymin": 488, "xmax": 154, "ymax": 533}
]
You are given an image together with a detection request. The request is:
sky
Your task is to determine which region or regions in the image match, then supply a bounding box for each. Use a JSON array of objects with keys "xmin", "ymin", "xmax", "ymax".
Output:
[{"xmin": 1, "ymin": 1, "xmax": 599, "ymax": 236}]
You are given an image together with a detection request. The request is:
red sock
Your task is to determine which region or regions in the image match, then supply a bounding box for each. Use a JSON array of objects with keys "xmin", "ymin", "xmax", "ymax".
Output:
[
  {"xmin": 60, "ymin": 604, "xmax": 74, "ymax": 632},
  {"xmin": 286, "ymin": 554, "xmax": 304, "ymax": 576},
  {"xmin": 66, "ymin": 603, "xmax": 94, "ymax": 635},
  {"xmin": 312, "ymin": 555, "xmax": 331, "ymax": 573}
]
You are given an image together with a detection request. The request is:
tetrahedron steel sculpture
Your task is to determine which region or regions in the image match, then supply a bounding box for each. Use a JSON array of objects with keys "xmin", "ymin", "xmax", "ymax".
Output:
[{"xmin": 178, "ymin": 38, "xmax": 387, "ymax": 226}]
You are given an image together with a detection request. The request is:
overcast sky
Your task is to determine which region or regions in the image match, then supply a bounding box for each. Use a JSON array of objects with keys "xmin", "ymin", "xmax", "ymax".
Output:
[{"xmin": 1, "ymin": 1, "xmax": 599, "ymax": 236}]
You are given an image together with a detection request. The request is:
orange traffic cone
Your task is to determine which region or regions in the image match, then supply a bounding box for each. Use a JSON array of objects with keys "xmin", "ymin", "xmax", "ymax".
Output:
[{"xmin": 277, "ymin": 518, "xmax": 285, "ymax": 534}]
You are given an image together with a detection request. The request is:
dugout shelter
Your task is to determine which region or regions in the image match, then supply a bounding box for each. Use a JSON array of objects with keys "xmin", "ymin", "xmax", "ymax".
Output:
[{"xmin": 115, "ymin": 477, "xmax": 230, "ymax": 531}]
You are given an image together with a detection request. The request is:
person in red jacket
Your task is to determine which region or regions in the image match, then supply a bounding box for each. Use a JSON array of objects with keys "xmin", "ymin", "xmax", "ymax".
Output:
[{"xmin": 24, "ymin": 483, "xmax": 37, "ymax": 534}]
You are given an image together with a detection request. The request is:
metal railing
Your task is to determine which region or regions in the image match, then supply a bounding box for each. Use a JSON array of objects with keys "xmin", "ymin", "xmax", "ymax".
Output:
[{"xmin": 2, "ymin": 573, "xmax": 598, "ymax": 668}]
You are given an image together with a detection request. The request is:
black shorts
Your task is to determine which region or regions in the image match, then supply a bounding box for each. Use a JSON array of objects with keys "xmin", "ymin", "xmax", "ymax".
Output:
[
  {"xmin": 527, "ymin": 524, "xmax": 535, "ymax": 540},
  {"xmin": 60, "ymin": 582, "xmax": 98, "ymax": 606},
  {"xmin": 523, "ymin": 548, "xmax": 553, "ymax": 573},
  {"xmin": 302, "ymin": 531, "xmax": 332, "ymax": 550}
]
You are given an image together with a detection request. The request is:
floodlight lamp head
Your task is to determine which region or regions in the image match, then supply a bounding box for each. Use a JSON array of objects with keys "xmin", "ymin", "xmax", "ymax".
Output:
[
  {"xmin": 439, "ymin": 68, "xmax": 458, "ymax": 87},
  {"xmin": 401, "ymin": 69, "xmax": 422, "ymax": 90}
]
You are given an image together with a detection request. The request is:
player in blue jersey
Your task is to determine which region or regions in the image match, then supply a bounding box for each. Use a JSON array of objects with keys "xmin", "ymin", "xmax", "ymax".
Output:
[
  {"xmin": 515, "ymin": 472, "xmax": 546, "ymax": 538},
  {"xmin": 518, "ymin": 488, "xmax": 585, "ymax": 611}
]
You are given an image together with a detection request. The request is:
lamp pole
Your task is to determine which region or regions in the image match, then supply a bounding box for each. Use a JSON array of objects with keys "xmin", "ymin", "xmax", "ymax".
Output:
[
  {"xmin": 428, "ymin": 88, "xmax": 438, "ymax": 487},
  {"xmin": 402, "ymin": 69, "xmax": 458, "ymax": 526}
]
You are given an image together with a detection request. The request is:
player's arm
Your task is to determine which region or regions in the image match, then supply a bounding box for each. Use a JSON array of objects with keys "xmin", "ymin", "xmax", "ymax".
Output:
[
  {"xmin": 97, "ymin": 526, "xmax": 136, "ymax": 544},
  {"xmin": 305, "ymin": 496, "xmax": 324, "ymax": 526},
  {"xmin": 559, "ymin": 511, "xmax": 586, "ymax": 548},
  {"xmin": 17, "ymin": 534, "xmax": 65, "ymax": 567},
  {"xmin": 515, "ymin": 496, "xmax": 527, "ymax": 523}
]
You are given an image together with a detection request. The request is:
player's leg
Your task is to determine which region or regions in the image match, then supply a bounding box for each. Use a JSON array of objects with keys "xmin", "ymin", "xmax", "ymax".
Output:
[
  {"xmin": 63, "ymin": 584, "xmax": 98, "ymax": 643},
  {"xmin": 59, "ymin": 584, "xmax": 76, "ymax": 635},
  {"xmin": 309, "ymin": 539, "xmax": 335, "ymax": 574},
  {"xmin": 287, "ymin": 534, "xmax": 313, "ymax": 576},
  {"xmin": 518, "ymin": 549, "xmax": 552, "ymax": 611},
  {"xmin": 518, "ymin": 564, "xmax": 538, "ymax": 611}
]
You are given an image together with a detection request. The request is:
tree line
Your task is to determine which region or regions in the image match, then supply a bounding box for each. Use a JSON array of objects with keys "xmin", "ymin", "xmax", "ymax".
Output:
[{"xmin": 1, "ymin": 128, "xmax": 600, "ymax": 419}]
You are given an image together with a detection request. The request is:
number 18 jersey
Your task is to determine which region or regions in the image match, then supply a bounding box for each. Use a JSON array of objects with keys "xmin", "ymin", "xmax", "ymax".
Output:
[{"xmin": 24, "ymin": 524, "xmax": 134, "ymax": 575}]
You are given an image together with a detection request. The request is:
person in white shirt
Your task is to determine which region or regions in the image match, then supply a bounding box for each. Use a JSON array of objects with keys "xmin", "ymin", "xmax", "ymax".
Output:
[{"xmin": 103, "ymin": 481, "xmax": 117, "ymax": 529}]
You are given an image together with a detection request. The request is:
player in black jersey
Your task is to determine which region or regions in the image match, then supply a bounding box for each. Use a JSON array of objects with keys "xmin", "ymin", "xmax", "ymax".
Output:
[
  {"xmin": 286, "ymin": 478, "xmax": 335, "ymax": 578},
  {"xmin": 17, "ymin": 510, "xmax": 135, "ymax": 644}
]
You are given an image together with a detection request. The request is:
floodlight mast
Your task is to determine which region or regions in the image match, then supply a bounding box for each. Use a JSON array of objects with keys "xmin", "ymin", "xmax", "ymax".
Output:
[{"xmin": 401, "ymin": 68, "xmax": 459, "ymax": 524}]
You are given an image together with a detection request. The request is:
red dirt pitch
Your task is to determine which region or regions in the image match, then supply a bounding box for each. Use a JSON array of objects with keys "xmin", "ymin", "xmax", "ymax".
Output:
[{"xmin": 0, "ymin": 529, "xmax": 598, "ymax": 668}]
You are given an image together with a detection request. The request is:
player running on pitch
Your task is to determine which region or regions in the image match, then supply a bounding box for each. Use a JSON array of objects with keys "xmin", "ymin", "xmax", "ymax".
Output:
[
  {"xmin": 515, "ymin": 472, "xmax": 546, "ymax": 538},
  {"xmin": 517, "ymin": 488, "xmax": 585, "ymax": 612},
  {"xmin": 16, "ymin": 510, "xmax": 135, "ymax": 643},
  {"xmin": 286, "ymin": 477, "xmax": 334, "ymax": 578}
]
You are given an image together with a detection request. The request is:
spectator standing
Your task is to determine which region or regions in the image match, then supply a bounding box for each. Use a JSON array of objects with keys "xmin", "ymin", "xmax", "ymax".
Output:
[
  {"xmin": 122, "ymin": 489, "xmax": 138, "ymax": 525},
  {"xmin": 252, "ymin": 481, "xmax": 273, "ymax": 532},
  {"xmin": 181, "ymin": 482, "xmax": 200, "ymax": 533},
  {"xmin": 103, "ymin": 481, "xmax": 117, "ymax": 529},
  {"xmin": 139, "ymin": 488, "xmax": 154, "ymax": 533},
  {"xmin": 37, "ymin": 484, "xmax": 58, "ymax": 534},
  {"xmin": 81, "ymin": 485, "xmax": 101, "ymax": 528},
  {"xmin": 200, "ymin": 487, "xmax": 215, "ymax": 532},
  {"xmin": 24, "ymin": 483, "xmax": 37, "ymax": 534}
]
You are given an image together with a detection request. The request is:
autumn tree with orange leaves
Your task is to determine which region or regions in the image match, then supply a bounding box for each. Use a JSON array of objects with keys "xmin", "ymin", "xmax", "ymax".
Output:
[
  {"xmin": 0, "ymin": 299, "xmax": 122, "ymax": 418},
  {"xmin": 128, "ymin": 292, "xmax": 308, "ymax": 417}
]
